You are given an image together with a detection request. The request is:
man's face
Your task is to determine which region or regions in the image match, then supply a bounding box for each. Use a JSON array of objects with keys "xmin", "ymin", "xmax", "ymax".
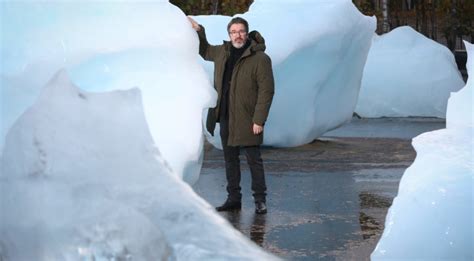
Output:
[{"xmin": 228, "ymin": 23, "xmax": 248, "ymax": 49}]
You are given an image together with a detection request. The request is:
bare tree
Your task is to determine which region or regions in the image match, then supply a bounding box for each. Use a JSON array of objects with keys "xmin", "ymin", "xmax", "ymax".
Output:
[
  {"xmin": 430, "ymin": 0, "xmax": 437, "ymax": 40},
  {"xmin": 382, "ymin": 0, "xmax": 390, "ymax": 32},
  {"xmin": 212, "ymin": 0, "xmax": 219, "ymax": 14},
  {"xmin": 445, "ymin": 0, "xmax": 458, "ymax": 50},
  {"xmin": 420, "ymin": 0, "xmax": 429, "ymax": 36}
]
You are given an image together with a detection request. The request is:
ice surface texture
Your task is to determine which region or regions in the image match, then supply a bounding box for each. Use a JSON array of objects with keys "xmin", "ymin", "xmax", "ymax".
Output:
[
  {"xmin": 356, "ymin": 26, "xmax": 465, "ymax": 118},
  {"xmin": 0, "ymin": 71, "xmax": 277, "ymax": 260},
  {"xmin": 0, "ymin": 1, "xmax": 215, "ymax": 184},
  {"xmin": 371, "ymin": 41, "xmax": 473, "ymax": 260}
]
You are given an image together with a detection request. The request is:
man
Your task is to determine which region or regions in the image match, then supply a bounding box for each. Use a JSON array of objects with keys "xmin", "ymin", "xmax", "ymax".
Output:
[{"xmin": 188, "ymin": 16, "xmax": 274, "ymax": 214}]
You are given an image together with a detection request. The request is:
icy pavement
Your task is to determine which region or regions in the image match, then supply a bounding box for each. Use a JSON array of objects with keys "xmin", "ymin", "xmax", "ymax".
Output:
[
  {"xmin": 324, "ymin": 116, "xmax": 445, "ymax": 139},
  {"xmin": 193, "ymin": 118, "xmax": 445, "ymax": 260}
]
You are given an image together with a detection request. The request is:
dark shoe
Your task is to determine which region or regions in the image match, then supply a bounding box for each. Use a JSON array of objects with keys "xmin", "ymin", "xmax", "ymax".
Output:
[
  {"xmin": 255, "ymin": 202, "xmax": 267, "ymax": 214},
  {"xmin": 216, "ymin": 200, "xmax": 241, "ymax": 212}
]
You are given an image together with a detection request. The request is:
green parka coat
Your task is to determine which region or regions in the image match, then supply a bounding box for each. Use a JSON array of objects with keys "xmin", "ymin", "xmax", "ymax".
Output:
[{"xmin": 198, "ymin": 26, "xmax": 275, "ymax": 146}]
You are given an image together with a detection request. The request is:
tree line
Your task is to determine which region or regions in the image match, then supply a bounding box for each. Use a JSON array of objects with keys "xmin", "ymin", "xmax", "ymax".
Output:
[
  {"xmin": 170, "ymin": 0, "xmax": 253, "ymax": 16},
  {"xmin": 172, "ymin": 0, "xmax": 473, "ymax": 50},
  {"xmin": 354, "ymin": 0, "xmax": 473, "ymax": 50}
]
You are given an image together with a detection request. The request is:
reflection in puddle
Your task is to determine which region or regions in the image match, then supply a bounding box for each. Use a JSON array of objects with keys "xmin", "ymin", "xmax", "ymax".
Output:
[
  {"xmin": 223, "ymin": 211, "xmax": 242, "ymax": 231},
  {"xmin": 250, "ymin": 214, "xmax": 267, "ymax": 246},
  {"xmin": 223, "ymin": 211, "xmax": 268, "ymax": 247},
  {"xmin": 199, "ymin": 168, "xmax": 404, "ymax": 260},
  {"xmin": 359, "ymin": 212, "xmax": 381, "ymax": 240},
  {"xmin": 358, "ymin": 192, "xmax": 391, "ymax": 240},
  {"xmin": 359, "ymin": 191, "xmax": 391, "ymax": 208}
]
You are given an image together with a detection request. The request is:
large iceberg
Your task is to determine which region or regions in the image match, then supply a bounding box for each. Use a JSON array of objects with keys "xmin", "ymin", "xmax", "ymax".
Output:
[
  {"xmin": 371, "ymin": 41, "xmax": 473, "ymax": 260},
  {"xmin": 193, "ymin": 0, "xmax": 376, "ymax": 148},
  {"xmin": 0, "ymin": 71, "xmax": 277, "ymax": 260},
  {"xmin": 356, "ymin": 26, "xmax": 465, "ymax": 118},
  {"xmin": 0, "ymin": 1, "xmax": 215, "ymax": 184}
]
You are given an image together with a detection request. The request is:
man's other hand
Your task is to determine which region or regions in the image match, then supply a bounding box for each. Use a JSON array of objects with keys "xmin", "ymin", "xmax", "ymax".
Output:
[{"xmin": 253, "ymin": 123, "xmax": 263, "ymax": 135}]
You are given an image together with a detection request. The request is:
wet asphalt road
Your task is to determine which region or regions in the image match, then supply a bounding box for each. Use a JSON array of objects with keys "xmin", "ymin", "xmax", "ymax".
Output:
[{"xmin": 193, "ymin": 118, "xmax": 445, "ymax": 260}]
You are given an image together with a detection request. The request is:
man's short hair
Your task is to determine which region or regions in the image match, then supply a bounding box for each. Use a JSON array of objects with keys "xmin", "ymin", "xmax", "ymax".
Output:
[{"xmin": 227, "ymin": 17, "xmax": 249, "ymax": 33}]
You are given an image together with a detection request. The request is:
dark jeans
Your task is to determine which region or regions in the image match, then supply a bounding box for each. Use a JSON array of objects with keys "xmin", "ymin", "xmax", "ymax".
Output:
[{"xmin": 220, "ymin": 119, "xmax": 267, "ymax": 203}]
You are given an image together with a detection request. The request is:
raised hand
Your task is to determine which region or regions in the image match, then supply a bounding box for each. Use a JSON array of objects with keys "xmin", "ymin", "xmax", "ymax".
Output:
[{"xmin": 187, "ymin": 16, "xmax": 201, "ymax": 31}]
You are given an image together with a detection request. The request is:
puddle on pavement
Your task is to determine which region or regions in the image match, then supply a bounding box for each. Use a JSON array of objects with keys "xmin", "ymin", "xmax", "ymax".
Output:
[
  {"xmin": 195, "ymin": 137, "xmax": 411, "ymax": 260},
  {"xmin": 194, "ymin": 169, "xmax": 403, "ymax": 260}
]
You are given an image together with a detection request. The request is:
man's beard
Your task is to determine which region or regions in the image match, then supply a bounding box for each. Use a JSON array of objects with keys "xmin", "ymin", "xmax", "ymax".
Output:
[{"xmin": 232, "ymin": 38, "xmax": 245, "ymax": 49}]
